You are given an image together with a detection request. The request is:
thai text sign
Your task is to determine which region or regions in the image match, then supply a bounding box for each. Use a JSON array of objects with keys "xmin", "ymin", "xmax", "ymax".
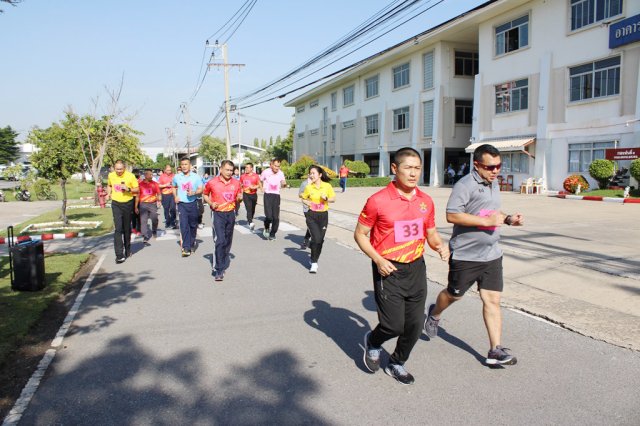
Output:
[
  {"xmin": 609, "ymin": 14, "xmax": 640, "ymax": 49},
  {"xmin": 605, "ymin": 148, "xmax": 640, "ymax": 160}
]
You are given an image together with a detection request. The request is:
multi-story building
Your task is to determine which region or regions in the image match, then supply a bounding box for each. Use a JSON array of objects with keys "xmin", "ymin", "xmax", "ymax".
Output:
[{"xmin": 285, "ymin": 0, "xmax": 640, "ymax": 191}]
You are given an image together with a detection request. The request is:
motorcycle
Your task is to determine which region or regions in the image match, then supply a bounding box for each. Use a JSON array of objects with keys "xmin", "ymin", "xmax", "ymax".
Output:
[{"xmin": 14, "ymin": 188, "xmax": 31, "ymax": 201}]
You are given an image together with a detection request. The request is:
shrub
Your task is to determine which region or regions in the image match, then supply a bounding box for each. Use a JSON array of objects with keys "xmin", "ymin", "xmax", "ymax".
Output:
[
  {"xmin": 630, "ymin": 159, "xmax": 640, "ymax": 184},
  {"xmin": 320, "ymin": 165, "xmax": 337, "ymax": 179},
  {"xmin": 288, "ymin": 155, "xmax": 316, "ymax": 179},
  {"xmin": 588, "ymin": 159, "xmax": 615, "ymax": 189},
  {"xmin": 563, "ymin": 174, "xmax": 590, "ymax": 193},
  {"xmin": 32, "ymin": 178, "xmax": 53, "ymax": 196},
  {"xmin": 345, "ymin": 160, "xmax": 370, "ymax": 178},
  {"xmin": 287, "ymin": 177, "xmax": 391, "ymax": 189}
]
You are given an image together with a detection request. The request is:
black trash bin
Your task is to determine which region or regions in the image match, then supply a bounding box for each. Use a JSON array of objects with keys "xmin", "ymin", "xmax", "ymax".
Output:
[{"xmin": 8, "ymin": 227, "xmax": 46, "ymax": 291}]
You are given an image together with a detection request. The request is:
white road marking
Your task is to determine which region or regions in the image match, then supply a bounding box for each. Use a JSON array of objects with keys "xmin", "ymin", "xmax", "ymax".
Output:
[
  {"xmin": 507, "ymin": 308, "xmax": 563, "ymax": 329},
  {"xmin": 276, "ymin": 222, "xmax": 300, "ymax": 231},
  {"xmin": 3, "ymin": 254, "xmax": 106, "ymax": 426},
  {"xmin": 234, "ymin": 225, "xmax": 252, "ymax": 235}
]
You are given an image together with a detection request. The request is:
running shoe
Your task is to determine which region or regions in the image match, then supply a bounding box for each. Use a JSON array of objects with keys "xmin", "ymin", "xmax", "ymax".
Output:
[
  {"xmin": 115, "ymin": 257, "xmax": 126, "ymax": 264},
  {"xmin": 363, "ymin": 331, "xmax": 381, "ymax": 372},
  {"xmin": 214, "ymin": 272, "xmax": 224, "ymax": 282},
  {"xmin": 309, "ymin": 263, "xmax": 318, "ymax": 273},
  {"xmin": 424, "ymin": 304, "xmax": 440, "ymax": 338},
  {"xmin": 249, "ymin": 222, "xmax": 255, "ymax": 230},
  {"xmin": 269, "ymin": 236, "xmax": 276, "ymax": 241},
  {"xmin": 384, "ymin": 363, "xmax": 415, "ymax": 385},
  {"xmin": 181, "ymin": 249, "xmax": 191, "ymax": 257},
  {"xmin": 486, "ymin": 346, "xmax": 517, "ymax": 366},
  {"xmin": 198, "ymin": 223, "xmax": 204, "ymax": 229},
  {"xmin": 300, "ymin": 239, "xmax": 308, "ymax": 250},
  {"xmin": 152, "ymin": 232, "xmax": 157, "ymax": 239},
  {"xmin": 263, "ymin": 228, "xmax": 270, "ymax": 238}
]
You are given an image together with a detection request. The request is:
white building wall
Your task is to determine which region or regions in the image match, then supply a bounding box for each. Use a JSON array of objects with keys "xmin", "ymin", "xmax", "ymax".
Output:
[{"xmin": 477, "ymin": 0, "xmax": 639, "ymax": 191}]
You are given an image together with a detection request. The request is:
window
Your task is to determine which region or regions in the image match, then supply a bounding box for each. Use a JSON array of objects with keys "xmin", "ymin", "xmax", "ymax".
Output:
[
  {"xmin": 365, "ymin": 75, "xmax": 379, "ymax": 99},
  {"xmin": 495, "ymin": 15, "xmax": 529, "ymax": 55},
  {"xmin": 331, "ymin": 92, "xmax": 337, "ymax": 111},
  {"xmin": 331, "ymin": 124, "xmax": 336, "ymax": 142},
  {"xmin": 568, "ymin": 141, "xmax": 615, "ymax": 172},
  {"xmin": 423, "ymin": 101, "xmax": 434, "ymax": 137},
  {"xmin": 365, "ymin": 114, "xmax": 379, "ymax": 136},
  {"xmin": 342, "ymin": 120, "xmax": 355, "ymax": 128},
  {"xmin": 455, "ymin": 51, "xmax": 479, "ymax": 76},
  {"xmin": 571, "ymin": 0, "xmax": 623, "ymax": 31},
  {"xmin": 423, "ymin": 51, "xmax": 434, "ymax": 89},
  {"xmin": 309, "ymin": 128, "xmax": 319, "ymax": 135},
  {"xmin": 310, "ymin": 99, "xmax": 319, "ymax": 108},
  {"xmin": 343, "ymin": 85, "xmax": 354, "ymax": 106},
  {"xmin": 455, "ymin": 100, "xmax": 473, "ymax": 124},
  {"xmin": 501, "ymin": 152, "xmax": 530, "ymax": 173},
  {"xmin": 495, "ymin": 78, "xmax": 528, "ymax": 114},
  {"xmin": 569, "ymin": 56, "xmax": 620, "ymax": 102},
  {"xmin": 296, "ymin": 105, "xmax": 305, "ymax": 113},
  {"xmin": 393, "ymin": 106, "xmax": 410, "ymax": 131},
  {"xmin": 297, "ymin": 132, "xmax": 305, "ymax": 138},
  {"xmin": 322, "ymin": 107, "xmax": 328, "ymax": 135},
  {"xmin": 393, "ymin": 63, "xmax": 410, "ymax": 89}
]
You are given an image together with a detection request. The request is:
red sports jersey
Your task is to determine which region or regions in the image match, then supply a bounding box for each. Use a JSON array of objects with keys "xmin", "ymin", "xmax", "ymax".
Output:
[
  {"xmin": 203, "ymin": 176, "xmax": 242, "ymax": 212},
  {"xmin": 241, "ymin": 172, "xmax": 260, "ymax": 194},
  {"xmin": 158, "ymin": 173, "xmax": 175, "ymax": 195},
  {"xmin": 138, "ymin": 180, "xmax": 160, "ymax": 203},
  {"xmin": 358, "ymin": 182, "xmax": 436, "ymax": 263}
]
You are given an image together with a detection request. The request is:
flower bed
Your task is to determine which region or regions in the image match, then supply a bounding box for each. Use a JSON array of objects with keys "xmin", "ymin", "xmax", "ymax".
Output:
[{"xmin": 20, "ymin": 220, "xmax": 102, "ymax": 234}]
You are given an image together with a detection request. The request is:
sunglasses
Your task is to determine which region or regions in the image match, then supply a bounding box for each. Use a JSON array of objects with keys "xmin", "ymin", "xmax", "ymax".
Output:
[{"xmin": 476, "ymin": 162, "xmax": 502, "ymax": 171}]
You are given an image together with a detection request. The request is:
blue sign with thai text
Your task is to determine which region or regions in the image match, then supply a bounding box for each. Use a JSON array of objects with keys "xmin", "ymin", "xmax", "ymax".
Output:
[{"xmin": 609, "ymin": 14, "xmax": 640, "ymax": 49}]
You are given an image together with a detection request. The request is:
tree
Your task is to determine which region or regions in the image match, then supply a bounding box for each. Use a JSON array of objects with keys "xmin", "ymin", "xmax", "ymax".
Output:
[
  {"xmin": 0, "ymin": 125, "xmax": 20, "ymax": 165},
  {"xmin": 260, "ymin": 139, "xmax": 267, "ymax": 149},
  {"xmin": 198, "ymin": 135, "xmax": 227, "ymax": 167},
  {"xmin": 0, "ymin": 0, "xmax": 22, "ymax": 13},
  {"xmin": 154, "ymin": 154, "xmax": 173, "ymax": 170},
  {"xmin": 253, "ymin": 138, "xmax": 259, "ymax": 147},
  {"xmin": 29, "ymin": 122, "xmax": 84, "ymax": 225},
  {"xmin": 103, "ymin": 123, "xmax": 145, "ymax": 167},
  {"xmin": 629, "ymin": 159, "xmax": 640, "ymax": 185},
  {"xmin": 269, "ymin": 122, "xmax": 294, "ymax": 163},
  {"xmin": 345, "ymin": 160, "xmax": 370, "ymax": 178},
  {"xmin": 589, "ymin": 159, "xmax": 615, "ymax": 189}
]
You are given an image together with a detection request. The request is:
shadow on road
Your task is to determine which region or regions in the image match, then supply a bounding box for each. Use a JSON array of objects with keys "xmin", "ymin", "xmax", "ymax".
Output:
[
  {"xmin": 21, "ymin": 336, "xmax": 330, "ymax": 424},
  {"xmin": 422, "ymin": 325, "xmax": 485, "ymax": 365},
  {"xmin": 303, "ymin": 300, "xmax": 371, "ymax": 373},
  {"xmin": 361, "ymin": 290, "xmax": 376, "ymax": 312}
]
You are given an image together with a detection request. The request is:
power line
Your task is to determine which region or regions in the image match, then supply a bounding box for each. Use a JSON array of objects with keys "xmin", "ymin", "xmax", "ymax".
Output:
[
  {"xmin": 231, "ymin": 0, "xmax": 424, "ymax": 105},
  {"xmin": 236, "ymin": 0, "xmax": 445, "ymax": 110}
]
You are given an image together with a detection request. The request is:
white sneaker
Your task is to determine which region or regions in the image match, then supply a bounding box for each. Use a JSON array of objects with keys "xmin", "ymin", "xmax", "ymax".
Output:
[
  {"xmin": 249, "ymin": 222, "xmax": 255, "ymax": 230},
  {"xmin": 198, "ymin": 223, "xmax": 204, "ymax": 229},
  {"xmin": 309, "ymin": 263, "xmax": 318, "ymax": 273}
]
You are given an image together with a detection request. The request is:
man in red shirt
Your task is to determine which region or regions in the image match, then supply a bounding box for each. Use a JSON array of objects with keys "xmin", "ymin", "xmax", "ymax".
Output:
[
  {"xmin": 203, "ymin": 160, "xmax": 242, "ymax": 282},
  {"xmin": 240, "ymin": 162, "xmax": 261, "ymax": 230},
  {"xmin": 354, "ymin": 147, "xmax": 449, "ymax": 385},
  {"xmin": 158, "ymin": 164, "xmax": 177, "ymax": 229},
  {"xmin": 135, "ymin": 169, "xmax": 162, "ymax": 245},
  {"xmin": 339, "ymin": 162, "xmax": 352, "ymax": 193}
]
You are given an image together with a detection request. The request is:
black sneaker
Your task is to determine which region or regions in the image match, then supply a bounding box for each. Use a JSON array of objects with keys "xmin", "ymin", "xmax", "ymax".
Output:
[
  {"xmin": 214, "ymin": 272, "xmax": 224, "ymax": 282},
  {"xmin": 181, "ymin": 249, "xmax": 191, "ymax": 257},
  {"xmin": 384, "ymin": 363, "xmax": 415, "ymax": 385},
  {"xmin": 424, "ymin": 303, "xmax": 440, "ymax": 338},
  {"xmin": 115, "ymin": 257, "xmax": 126, "ymax": 264},
  {"xmin": 486, "ymin": 346, "xmax": 517, "ymax": 366},
  {"xmin": 363, "ymin": 331, "xmax": 381, "ymax": 372},
  {"xmin": 300, "ymin": 240, "xmax": 308, "ymax": 250}
]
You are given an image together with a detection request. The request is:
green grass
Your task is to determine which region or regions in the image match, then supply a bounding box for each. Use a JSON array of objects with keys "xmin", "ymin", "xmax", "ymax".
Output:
[
  {"xmin": 1, "ymin": 207, "xmax": 114, "ymax": 237},
  {"xmin": 583, "ymin": 188, "xmax": 640, "ymax": 198},
  {"xmin": 2, "ymin": 179, "xmax": 99, "ymax": 202},
  {"xmin": 0, "ymin": 253, "xmax": 90, "ymax": 366}
]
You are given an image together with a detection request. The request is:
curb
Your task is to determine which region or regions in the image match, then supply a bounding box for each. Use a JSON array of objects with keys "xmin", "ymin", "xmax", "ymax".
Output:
[
  {"xmin": 553, "ymin": 194, "xmax": 639, "ymax": 204},
  {"xmin": 0, "ymin": 232, "xmax": 85, "ymax": 245}
]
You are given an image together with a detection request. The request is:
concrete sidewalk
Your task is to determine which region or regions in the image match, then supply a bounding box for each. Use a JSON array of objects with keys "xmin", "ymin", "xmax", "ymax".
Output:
[{"xmin": 276, "ymin": 185, "xmax": 640, "ymax": 351}]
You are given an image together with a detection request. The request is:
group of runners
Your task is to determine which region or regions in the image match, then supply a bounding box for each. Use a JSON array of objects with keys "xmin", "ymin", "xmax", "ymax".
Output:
[{"xmin": 106, "ymin": 144, "xmax": 524, "ymax": 385}]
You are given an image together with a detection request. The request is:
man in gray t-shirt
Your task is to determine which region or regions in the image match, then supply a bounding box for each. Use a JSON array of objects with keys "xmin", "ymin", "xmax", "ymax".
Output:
[{"xmin": 424, "ymin": 144, "xmax": 524, "ymax": 366}]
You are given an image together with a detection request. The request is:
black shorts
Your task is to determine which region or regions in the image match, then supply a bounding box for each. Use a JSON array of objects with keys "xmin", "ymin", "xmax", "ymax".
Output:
[{"xmin": 447, "ymin": 256, "xmax": 503, "ymax": 297}]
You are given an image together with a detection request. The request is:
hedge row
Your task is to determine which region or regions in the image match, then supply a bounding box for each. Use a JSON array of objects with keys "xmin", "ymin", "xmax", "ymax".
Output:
[{"xmin": 287, "ymin": 177, "xmax": 392, "ymax": 188}]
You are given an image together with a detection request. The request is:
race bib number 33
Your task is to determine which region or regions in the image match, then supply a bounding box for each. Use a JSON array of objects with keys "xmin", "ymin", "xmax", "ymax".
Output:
[{"xmin": 394, "ymin": 218, "xmax": 424, "ymax": 243}]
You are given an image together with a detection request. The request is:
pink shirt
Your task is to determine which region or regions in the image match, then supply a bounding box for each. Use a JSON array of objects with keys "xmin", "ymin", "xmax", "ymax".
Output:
[{"xmin": 260, "ymin": 169, "xmax": 285, "ymax": 195}]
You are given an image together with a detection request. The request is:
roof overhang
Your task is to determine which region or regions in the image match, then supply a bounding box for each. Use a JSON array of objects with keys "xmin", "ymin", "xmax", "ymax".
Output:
[{"xmin": 465, "ymin": 138, "xmax": 536, "ymax": 154}]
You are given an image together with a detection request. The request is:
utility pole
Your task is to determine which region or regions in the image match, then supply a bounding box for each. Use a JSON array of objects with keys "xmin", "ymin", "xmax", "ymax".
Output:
[
  {"xmin": 180, "ymin": 103, "xmax": 192, "ymax": 165},
  {"xmin": 165, "ymin": 127, "xmax": 177, "ymax": 169},
  {"xmin": 208, "ymin": 42, "xmax": 245, "ymax": 160}
]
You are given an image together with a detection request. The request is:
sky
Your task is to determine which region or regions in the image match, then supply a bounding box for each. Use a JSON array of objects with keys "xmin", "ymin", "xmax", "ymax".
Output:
[{"xmin": 0, "ymin": 0, "xmax": 486, "ymax": 158}]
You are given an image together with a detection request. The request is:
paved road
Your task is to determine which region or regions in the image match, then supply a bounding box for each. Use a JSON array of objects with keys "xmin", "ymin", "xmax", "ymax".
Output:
[{"xmin": 3, "ymin": 195, "xmax": 639, "ymax": 425}]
